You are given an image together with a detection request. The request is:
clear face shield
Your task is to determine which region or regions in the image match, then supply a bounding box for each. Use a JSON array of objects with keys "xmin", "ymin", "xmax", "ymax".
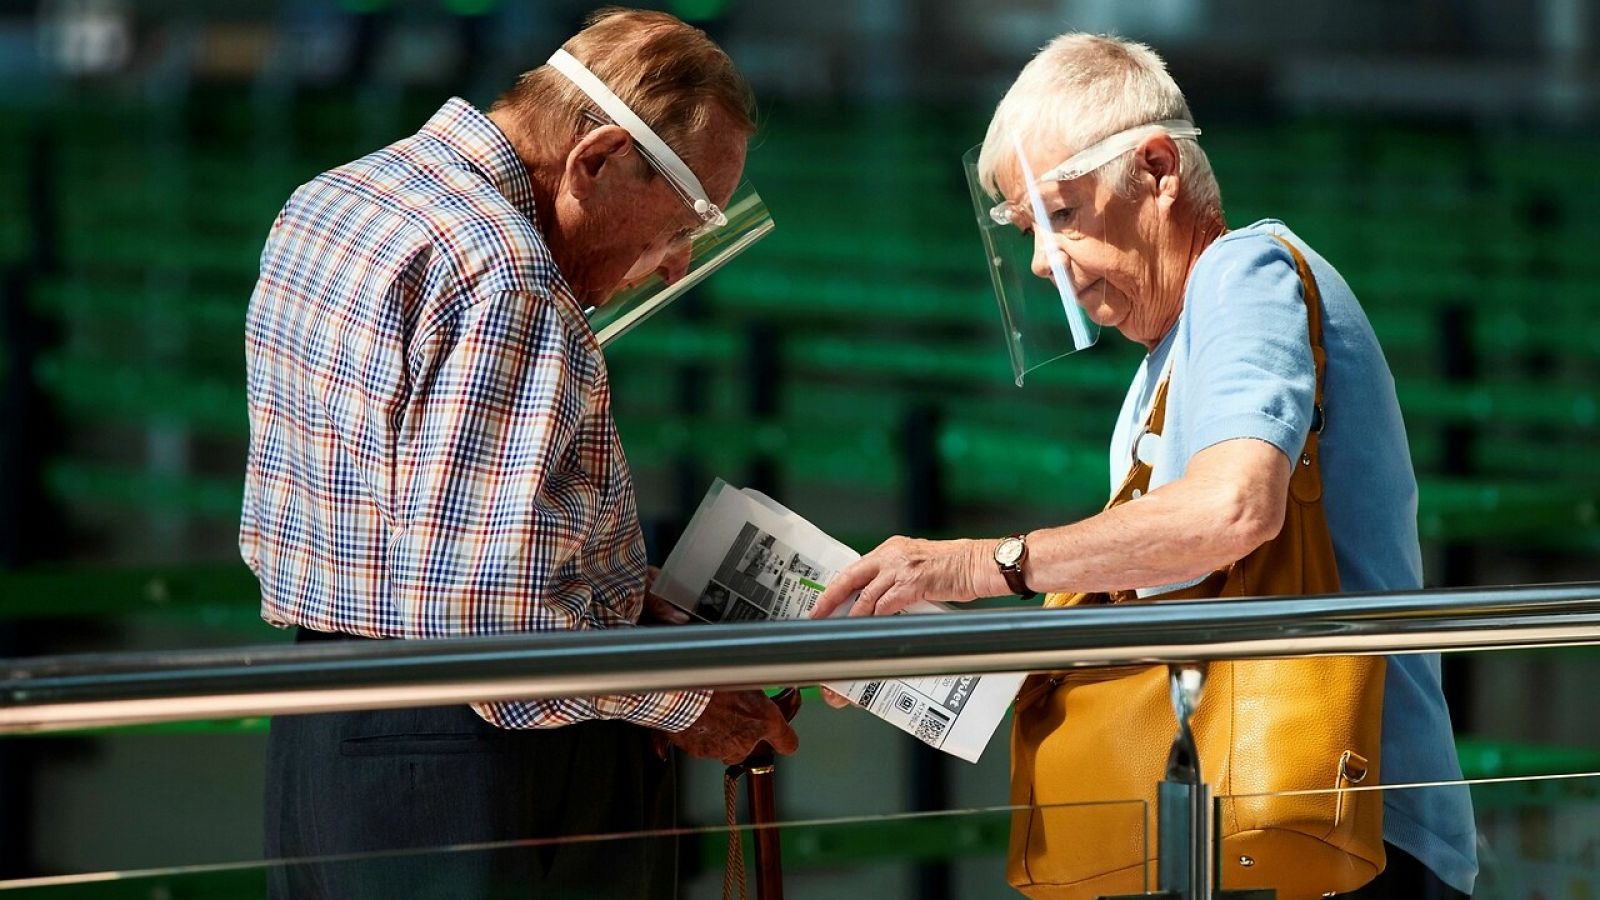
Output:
[
  {"xmin": 963, "ymin": 120, "xmax": 1200, "ymax": 385},
  {"xmin": 545, "ymin": 48, "xmax": 774, "ymax": 347},
  {"xmin": 586, "ymin": 180, "xmax": 774, "ymax": 346}
]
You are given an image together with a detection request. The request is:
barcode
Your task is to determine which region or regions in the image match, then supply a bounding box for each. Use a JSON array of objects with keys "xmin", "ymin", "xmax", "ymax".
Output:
[{"xmin": 915, "ymin": 707, "xmax": 951, "ymax": 745}]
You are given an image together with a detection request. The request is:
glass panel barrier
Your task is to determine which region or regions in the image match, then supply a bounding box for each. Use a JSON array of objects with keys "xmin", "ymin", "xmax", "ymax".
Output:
[
  {"xmin": 1215, "ymin": 772, "xmax": 1600, "ymax": 899},
  {"xmin": 18, "ymin": 770, "xmax": 1600, "ymax": 898},
  {"xmin": 1472, "ymin": 772, "xmax": 1600, "ymax": 897},
  {"xmin": 0, "ymin": 799, "xmax": 1148, "ymax": 899}
]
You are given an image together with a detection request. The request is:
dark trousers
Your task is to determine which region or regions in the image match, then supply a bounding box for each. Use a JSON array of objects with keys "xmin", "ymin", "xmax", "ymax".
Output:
[
  {"xmin": 264, "ymin": 632, "xmax": 677, "ymax": 900},
  {"xmin": 1330, "ymin": 842, "xmax": 1470, "ymax": 899}
]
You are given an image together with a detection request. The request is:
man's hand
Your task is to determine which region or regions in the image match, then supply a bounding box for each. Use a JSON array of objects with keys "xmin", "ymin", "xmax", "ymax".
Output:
[
  {"xmin": 810, "ymin": 536, "xmax": 986, "ymax": 619},
  {"xmin": 640, "ymin": 565, "xmax": 691, "ymax": 625},
  {"xmin": 666, "ymin": 690, "xmax": 800, "ymax": 765}
]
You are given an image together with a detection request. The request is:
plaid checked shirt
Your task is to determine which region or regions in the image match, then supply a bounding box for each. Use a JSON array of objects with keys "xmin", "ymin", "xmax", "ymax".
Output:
[{"xmin": 241, "ymin": 98, "xmax": 710, "ymax": 733}]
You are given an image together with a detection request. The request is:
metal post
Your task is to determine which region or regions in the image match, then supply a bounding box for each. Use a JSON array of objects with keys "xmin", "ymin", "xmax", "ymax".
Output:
[
  {"xmin": 1157, "ymin": 664, "xmax": 1211, "ymax": 900},
  {"xmin": 1107, "ymin": 664, "xmax": 1272, "ymax": 900}
]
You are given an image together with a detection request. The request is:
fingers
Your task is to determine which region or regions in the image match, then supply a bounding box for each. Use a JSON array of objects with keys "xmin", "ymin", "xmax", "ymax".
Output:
[
  {"xmin": 639, "ymin": 566, "xmax": 691, "ymax": 625},
  {"xmin": 770, "ymin": 687, "xmax": 803, "ymax": 720},
  {"xmin": 848, "ymin": 571, "xmax": 899, "ymax": 617},
  {"xmin": 675, "ymin": 691, "xmax": 801, "ymax": 764},
  {"xmin": 872, "ymin": 584, "xmax": 918, "ymax": 617},
  {"xmin": 820, "ymin": 686, "xmax": 851, "ymax": 708},
  {"xmin": 810, "ymin": 557, "xmax": 878, "ymax": 618},
  {"xmin": 763, "ymin": 713, "xmax": 800, "ymax": 756},
  {"xmin": 644, "ymin": 593, "xmax": 691, "ymax": 625},
  {"xmin": 746, "ymin": 692, "xmax": 798, "ymax": 755}
]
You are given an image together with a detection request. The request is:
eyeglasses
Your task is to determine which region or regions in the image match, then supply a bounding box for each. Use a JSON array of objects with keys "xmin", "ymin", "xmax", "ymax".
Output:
[
  {"xmin": 987, "ymin": 120, "xmax": 1201, "ymax": 227},
  {"xmin": 581, "ymin": 110, "xmax": 729, "ymax": 240}
]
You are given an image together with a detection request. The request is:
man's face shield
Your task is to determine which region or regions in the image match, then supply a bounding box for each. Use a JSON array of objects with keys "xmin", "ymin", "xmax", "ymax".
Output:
[
  {"xmin": 546, "ymin": 48, "xmax": 774, "ymax": 347},
  {"xmin": 963, "ymin": 120, "xmax": 1199, "ymax": 385},
  {"xmin": 587, "ymin": 181, "xmax": 773, "ymax": 346}
]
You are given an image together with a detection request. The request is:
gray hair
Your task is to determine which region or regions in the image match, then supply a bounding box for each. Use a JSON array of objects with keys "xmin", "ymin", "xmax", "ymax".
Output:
[{"xmin": 977, "ymin": 33, "xmax": 1222, "ymax": 219}]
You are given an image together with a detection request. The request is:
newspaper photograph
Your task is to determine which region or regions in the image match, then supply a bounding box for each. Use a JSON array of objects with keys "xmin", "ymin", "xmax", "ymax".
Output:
[{"xmin": 654, "ymin": 480, "xmax": 1027, "ymax": 763}]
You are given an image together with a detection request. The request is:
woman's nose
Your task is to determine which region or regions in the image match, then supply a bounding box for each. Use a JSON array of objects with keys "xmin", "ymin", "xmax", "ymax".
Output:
[{"xmin": 1030, "ymin": 231, "xmax": 1066, "ymax": 282}]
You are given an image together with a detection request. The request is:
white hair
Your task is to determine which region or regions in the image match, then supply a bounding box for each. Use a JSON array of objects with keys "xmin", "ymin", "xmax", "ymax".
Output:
[{"xmin": 977, "ymin": 33, "xmax": 1222, "ymax": 219}]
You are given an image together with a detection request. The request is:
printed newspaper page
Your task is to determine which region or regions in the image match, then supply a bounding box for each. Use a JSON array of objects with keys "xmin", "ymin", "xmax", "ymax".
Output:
[{"xmin": 654, "ymin": 480, "xmax": 1026, "ymax": 763}]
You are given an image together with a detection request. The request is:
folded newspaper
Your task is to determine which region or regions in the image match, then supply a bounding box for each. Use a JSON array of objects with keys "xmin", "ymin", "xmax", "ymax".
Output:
[{"xmin": 654, "ymin": 480, "xmax": 1027, "ymax": 763}]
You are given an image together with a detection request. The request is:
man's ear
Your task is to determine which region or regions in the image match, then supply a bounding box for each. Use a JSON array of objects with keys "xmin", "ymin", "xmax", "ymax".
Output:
[
  {"xmin": 1133, "ymin": 133, "xmax": 1182, "ymax": 204},
  {"xmin": 564, "ymin": 124, "xmax": 634, "ymax": 201}
]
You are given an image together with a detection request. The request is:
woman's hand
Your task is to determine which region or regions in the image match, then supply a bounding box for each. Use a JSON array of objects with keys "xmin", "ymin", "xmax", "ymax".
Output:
[
  {"xmin": 810, "ymin": 536, "xmax": 987, "ymax": 619},
  {"xmin": 819, "ymin": 686, "xmax": 852, "ymax": 709}
]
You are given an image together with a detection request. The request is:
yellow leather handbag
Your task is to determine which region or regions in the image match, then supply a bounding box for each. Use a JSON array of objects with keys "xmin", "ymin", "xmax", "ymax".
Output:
[{"xmin": 1007, "ymin": 237, "xmax": 1387, "ymax": 900}]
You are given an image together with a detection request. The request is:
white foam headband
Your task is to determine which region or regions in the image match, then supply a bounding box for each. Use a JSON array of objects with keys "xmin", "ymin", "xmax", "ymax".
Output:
[{"xmin": 546, "ymin": 48, "xmax": 718, "ymax": 222}]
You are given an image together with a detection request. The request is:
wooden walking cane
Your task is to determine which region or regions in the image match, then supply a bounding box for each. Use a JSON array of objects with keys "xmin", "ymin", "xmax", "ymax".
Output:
[{"xmin": 723, "ymin": 688, "xmax": 803, "ymax": 900}]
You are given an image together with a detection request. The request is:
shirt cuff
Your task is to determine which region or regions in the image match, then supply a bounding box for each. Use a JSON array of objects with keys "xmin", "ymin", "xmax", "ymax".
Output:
[
  {"xmin": 469, "ymin": 687, "xmax": 712, "ymax": 732},
  {"xmin": 600, "ymin": 688, "xmax": 713, "ymax": 733},
  {"xmin": 1188, "ymin": 411, "xmax": 1302, "ymax": 462}
]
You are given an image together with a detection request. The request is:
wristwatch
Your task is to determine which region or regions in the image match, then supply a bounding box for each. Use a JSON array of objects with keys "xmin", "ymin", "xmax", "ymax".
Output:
[{"xmin": 993, "ymin": 533, "xmax": 1034, "ymax": 598}]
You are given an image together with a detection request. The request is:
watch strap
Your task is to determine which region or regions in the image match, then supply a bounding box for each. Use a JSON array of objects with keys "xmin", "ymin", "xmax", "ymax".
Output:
[
  {"xmin": 999, "ymin": 533, "xmax": 1034, "ymax": 597},
  {"xmin": 1001, "ymin": 568, "xmax": 1033, "ymax": 597}
]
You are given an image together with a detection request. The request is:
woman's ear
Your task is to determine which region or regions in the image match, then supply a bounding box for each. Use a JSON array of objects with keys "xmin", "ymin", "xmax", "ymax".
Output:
[
  {"xmin": 1134, "ymin": 133, "xmax": 1182, "ymax": 205},
  {"xmin": 564, "ymin": 124, "xmax": 634, "ymax": 201}
]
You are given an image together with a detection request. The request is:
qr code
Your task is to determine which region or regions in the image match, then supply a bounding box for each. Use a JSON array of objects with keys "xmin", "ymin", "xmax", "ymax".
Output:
[
  {"xmin": 915, "ymin": 708, "xmax": 951, "ymax": 745},
  {"xmin": 895, "ymin": 692, "xmax": 916, "ymax": 715}
]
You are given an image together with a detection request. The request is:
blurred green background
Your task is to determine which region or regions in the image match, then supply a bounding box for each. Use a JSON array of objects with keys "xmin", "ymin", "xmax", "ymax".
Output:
[{"xmin": 0, "ymin": 0, "xmax": 1597, "ymax": 896}]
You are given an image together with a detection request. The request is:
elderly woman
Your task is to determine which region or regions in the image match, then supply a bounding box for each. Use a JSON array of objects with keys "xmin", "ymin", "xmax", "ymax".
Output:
[{"xmin": 812, "ymin": 33, "xmax": 1475, "ymax": 900}]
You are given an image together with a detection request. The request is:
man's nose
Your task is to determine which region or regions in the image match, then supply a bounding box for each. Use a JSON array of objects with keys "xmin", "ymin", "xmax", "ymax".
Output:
[{"xmin": 659, "ymin": 242, "xmax": 692, "ymax": 285}]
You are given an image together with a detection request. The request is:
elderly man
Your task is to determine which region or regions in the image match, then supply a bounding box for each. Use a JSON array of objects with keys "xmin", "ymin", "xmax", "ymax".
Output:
[
  {"xmin": 814, "ymin": 34, "xmax": 1475, "ymax": 899},
  {"xmin": 242, "ymin": 9, "xmax": 795, "ymax": 899}
]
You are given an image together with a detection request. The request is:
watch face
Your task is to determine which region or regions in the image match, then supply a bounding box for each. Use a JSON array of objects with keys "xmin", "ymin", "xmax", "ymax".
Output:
[{"xmin": 994, "ymin": 536, "xmax": 1025, "ymax": 567}]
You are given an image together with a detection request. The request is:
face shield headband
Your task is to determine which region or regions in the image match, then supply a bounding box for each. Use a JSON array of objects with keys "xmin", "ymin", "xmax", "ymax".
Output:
[
  {"xmin": 546, "ymin": 49, "xmax": 775, "ymax": 347},
  {"xmin": 986, "ymin": 119, "xmax": 1201, "ymax": 228},
  {"xmin": 548, "ymin": 48, "xmax": 726, "ymax": 235}
]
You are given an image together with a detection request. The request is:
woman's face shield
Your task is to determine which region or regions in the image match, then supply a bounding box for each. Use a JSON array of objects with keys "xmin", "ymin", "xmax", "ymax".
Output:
[
  {"xmin": 586, "ymin": 181, "xmax": 773, "ymax": 346},
  {"xmin": 963, "ymin": 120, "xmax": 1199, "ymax": 385}
]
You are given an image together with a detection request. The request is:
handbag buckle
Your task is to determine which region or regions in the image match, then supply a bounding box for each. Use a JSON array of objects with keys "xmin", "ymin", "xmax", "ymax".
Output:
[{"xmin": 1338, "ymin": 749, "xmax": 1369, "ymax": 784}]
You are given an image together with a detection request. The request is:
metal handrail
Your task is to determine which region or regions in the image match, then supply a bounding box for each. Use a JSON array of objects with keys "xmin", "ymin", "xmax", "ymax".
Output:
[{"xmin": 4, "ymin": 581, "xmax": 1600, "ymax": 734}]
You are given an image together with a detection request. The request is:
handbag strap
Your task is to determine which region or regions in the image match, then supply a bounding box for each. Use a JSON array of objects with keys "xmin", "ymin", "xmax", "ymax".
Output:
[
  {"xmin": 1127, "ymin": 234, "xmax": 1329, "ymax": 501},
  {"xmin": 1045, "ymin": 232, "xmax": 1329, "ymax": 609},
  {"xmin": 1270, "ymin": 234, "xmax": 1330, "ymax": 504}
]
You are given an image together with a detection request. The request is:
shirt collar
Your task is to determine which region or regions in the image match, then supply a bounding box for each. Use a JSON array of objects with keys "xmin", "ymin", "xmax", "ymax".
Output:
[{"xmin": 420, "ymin": 97, "xmax": 540, "ymax": 225}]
